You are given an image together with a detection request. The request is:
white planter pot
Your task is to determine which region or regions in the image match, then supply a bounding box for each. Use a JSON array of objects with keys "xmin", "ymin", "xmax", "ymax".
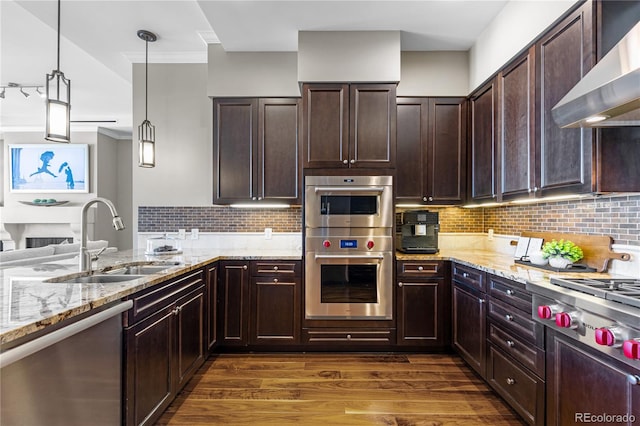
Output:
[{"xmin": 549, "ymin": 256, "xmax": 573, "ymax": 269}]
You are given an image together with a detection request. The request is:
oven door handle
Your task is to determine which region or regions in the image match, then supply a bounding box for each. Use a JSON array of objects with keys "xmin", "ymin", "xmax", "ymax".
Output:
[
  {"xmin": 314, "ymin": 186, "xmax": 385, "ymax": 194},
  {"xmin": 314, "ymin": 254, "xmax": 385, "ymax": 260}
]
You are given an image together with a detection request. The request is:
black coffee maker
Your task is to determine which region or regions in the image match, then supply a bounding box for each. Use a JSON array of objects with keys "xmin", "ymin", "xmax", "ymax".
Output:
[{"xmin": 396, "ymin": 210, "xmax": 439, "ymax": 254}]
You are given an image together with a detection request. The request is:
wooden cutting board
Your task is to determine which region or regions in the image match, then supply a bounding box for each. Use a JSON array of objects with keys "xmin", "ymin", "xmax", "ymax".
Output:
[{"xmin": 521, "ymin": 232, "xmax": 631, "ymax": 272}]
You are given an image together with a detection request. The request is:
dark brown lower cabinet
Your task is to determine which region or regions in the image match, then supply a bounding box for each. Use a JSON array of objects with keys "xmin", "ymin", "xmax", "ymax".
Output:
[
  {"xmin": 123, "ymin": 269, "xmax": 205, "ymax": 426},
  {"xmin": 250, "ymin": 261, "xmax": 301, "ymax": 346},
  {"xmin": 219, "ymin": 261, "xmax": 250, "ymax": 347},
  {"xmin": 396, "ymin": 260, "xmax": 450, "ymax": 349},
  {"xmin": 546, "ymin": 329, "xmax": 640, "ymax": 426},
  {"xmin": 205, "ymin": 263, "xmax": 218, "ymax": 352},
  {"xmin": 452, "ymin": 281, "xmax": 487, "ymax": 378}
]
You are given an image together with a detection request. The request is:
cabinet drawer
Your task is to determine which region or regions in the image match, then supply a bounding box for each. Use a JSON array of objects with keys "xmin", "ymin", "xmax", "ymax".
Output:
[
  {"xmin": 452, "ymin": 263, "xmax": 486, "ymax": 292},
  {"xmin": 488, "ymin": 323, "xmax": 545, "ymax": 378},
  {"xmin": 488, "ymin": 297, "xmax": 544, "ymax": 347},
  {"xmin": 487, "ymin": 345, "xmax": 545, "ymax": 426},
  {"xmin": 124, "ymin": 269, "xmax": 204, "ymax": 325},
  {"xmin": 488, "ymin": 274, "xmax": 532, "ymax": 312},
  {"xmin": 302, "ymin": 328, "xmax": 395, "ymax": 346},
  {"xmin": 397, "ymin": 260, "xmax": 445, "ymax": 277},
  {"xmin": 251, "ymin": 261, "xmax": 300, "ymax": 276}
]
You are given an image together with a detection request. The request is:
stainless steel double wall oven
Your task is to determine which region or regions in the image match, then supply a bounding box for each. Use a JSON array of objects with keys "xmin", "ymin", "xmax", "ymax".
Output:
[{"xmin": 304, "ymin": 175, "xmax": 394, "ymax": 320}]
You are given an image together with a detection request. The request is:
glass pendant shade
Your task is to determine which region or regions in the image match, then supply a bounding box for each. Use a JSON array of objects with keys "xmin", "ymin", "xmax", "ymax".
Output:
[
  {"xmin": 138, "ymin": 119, "xmax": 156, "ymax": 167},
  {"xmin": 45, "ymin": 70, "xmax": 71, "ymax": 143}
]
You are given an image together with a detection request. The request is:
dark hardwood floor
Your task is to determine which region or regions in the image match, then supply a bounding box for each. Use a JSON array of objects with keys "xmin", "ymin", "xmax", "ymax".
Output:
[{"xmin": 155, "ymin": 353, "xmax": 525, "ymax": 425}]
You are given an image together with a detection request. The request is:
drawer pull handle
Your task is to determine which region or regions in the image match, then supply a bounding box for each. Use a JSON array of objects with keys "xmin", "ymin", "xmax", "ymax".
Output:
[
  {"xmin": 273, "ymin": 266, "xmax": 279, "ymax": 271},
  {"xmin": 243, "ymin": 265, "xmax": 248, "ymax": 270},
  {"xmin": 506, "ymin": 378, "xmax": 515, "ymax": 385},
  {"xmin": 417, "ymin": 266, "xmax": 424, "ymax": 271},
  {"xmin": 462, "ymin": 272, "xmax": 469, "ymax": 278},
  {"xmin": 273, "ymin": 278, "xmax": 278, "ymax": 283},
  {"xmin": 346, "ymin": 334, "xmax": 352, "ymax": 340},
  {"xmin": 506, "ymin": 340, "xmax": 515, "ymax": 348},
  {"xmin": 628, "ymin": 375, "xmax": 640, "ymax": 385},
  {"xmin": 398, "ymin": 282, "xmax": 403, "ymax": 287},
  {"xmin": 505, "ymin": 314, "xmax": 514, "ymax": 321},
  {"xmin": 506, "ymin": 289, "xmax": 514, "ymax": 296},
  {"xmin": 479, "ymin": 298, "xmax": 485, "ymax": 304}
]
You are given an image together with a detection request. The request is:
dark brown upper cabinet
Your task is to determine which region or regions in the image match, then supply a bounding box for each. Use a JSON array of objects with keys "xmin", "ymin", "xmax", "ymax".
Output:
[
  {"xmin": 469, "ymin": 79, "xmax": 498, "ymax": 203},
  {"xmin": 497, "ymin": 47, "xmax": 536, "ymax": 202},
  {"xmin": 302, "ymin": 83, "xmax": 396, "ymax": 169},
  {"xmin": 534, "ymin": 2, "xmax": 594, "ymax": 197},
  {"xmin": 213, "ymin": 97, "xmax": 300, "ymax": 205},
  {"xmin": 396, "ymin": 97, "xmax": 467, "ymax": 205}
]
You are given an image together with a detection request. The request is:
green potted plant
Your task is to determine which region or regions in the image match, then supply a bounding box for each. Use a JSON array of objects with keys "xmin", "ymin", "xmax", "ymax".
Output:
[{"xmin": 541, "ymin": 239, "xmax": 584, "ymax": 269}]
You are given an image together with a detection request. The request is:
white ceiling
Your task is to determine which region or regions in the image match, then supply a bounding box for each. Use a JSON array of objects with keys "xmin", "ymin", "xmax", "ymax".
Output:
[{"xmin": 0, "ymin": 0, "xmax": 509, "ymax": 135}]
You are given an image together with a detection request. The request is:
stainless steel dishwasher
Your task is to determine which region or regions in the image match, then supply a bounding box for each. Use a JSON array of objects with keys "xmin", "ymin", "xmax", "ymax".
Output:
[{"xmin": 0, "ymin": 300, "xmax": 132, "ymax": 426}]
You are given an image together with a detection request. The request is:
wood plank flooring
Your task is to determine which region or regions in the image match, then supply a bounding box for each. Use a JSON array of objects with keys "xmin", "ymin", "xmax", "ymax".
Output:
[{"xmin": 155, "ymin": 353, "xmax": 526, "ymax": 425}]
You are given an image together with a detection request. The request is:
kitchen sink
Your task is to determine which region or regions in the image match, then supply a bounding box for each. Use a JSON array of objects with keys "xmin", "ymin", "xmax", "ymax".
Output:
[
  {"xmin": 53, "ymin": 274, "xmax": 144, "ymax": 284},
  {"xmin": 103, "ymin": 265, "xmax": 172, "ymax": 275}
]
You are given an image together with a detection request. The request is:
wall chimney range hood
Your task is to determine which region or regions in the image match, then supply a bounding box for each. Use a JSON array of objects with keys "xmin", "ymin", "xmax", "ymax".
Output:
[{"xmin": 552, "ymin": 20, "xmax": 640, "ymax": 128}]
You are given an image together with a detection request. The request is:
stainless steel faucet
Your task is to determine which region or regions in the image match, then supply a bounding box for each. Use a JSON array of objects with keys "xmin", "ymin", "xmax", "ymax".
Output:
[{"xmin": 80, "ymin": 197, "xmax": 125, "ymax": 273}]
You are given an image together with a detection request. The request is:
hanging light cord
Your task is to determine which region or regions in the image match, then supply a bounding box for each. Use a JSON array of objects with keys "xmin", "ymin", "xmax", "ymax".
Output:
[
  {"xmin": 56, "ymin": 0, "xmax": 61, "ymax": 72},
  {"xmin": 145, "ymin": 37, "xmax": 149, "ymax": 122}
]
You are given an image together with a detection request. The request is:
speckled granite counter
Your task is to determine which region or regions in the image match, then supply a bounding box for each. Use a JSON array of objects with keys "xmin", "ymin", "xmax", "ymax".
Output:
[
  {"xmin": 2, "ymin": 246, "xmax": 631, "ymax": 347},
  {"xmin": 0, "ymin": 248, "xmax": 301, "ymax": 346}
]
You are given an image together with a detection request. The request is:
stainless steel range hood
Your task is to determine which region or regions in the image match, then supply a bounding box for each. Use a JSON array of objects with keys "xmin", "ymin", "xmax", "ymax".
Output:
[{"xmin": 552, "ymin": 20, "xmax": 640, "ymax": 128}]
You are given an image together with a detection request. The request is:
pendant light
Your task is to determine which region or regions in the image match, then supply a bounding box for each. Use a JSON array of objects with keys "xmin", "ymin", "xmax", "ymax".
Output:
[
  {"xmin": 45, "ymin": 0, "xmax": 71, "ymax": 143},
  {"xmin": 137, "ymin": 29, "xmax": 157, "ymax": 168}
]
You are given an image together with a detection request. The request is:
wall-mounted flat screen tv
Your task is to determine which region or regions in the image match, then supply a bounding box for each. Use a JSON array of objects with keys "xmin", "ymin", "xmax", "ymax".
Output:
[{"xmin": 9, "ymin": 144, "xmax": 89, "ymax": 193}]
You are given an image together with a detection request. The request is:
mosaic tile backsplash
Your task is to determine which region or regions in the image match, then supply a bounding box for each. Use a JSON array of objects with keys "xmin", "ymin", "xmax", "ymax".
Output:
[{"xmin": 138, "ymin": 194, "xmax": 639, "ymax": 246}]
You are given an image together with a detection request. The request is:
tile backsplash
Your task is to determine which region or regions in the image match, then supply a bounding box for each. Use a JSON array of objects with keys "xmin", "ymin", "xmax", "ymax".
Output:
[{"xmin": 139, "ymin": 193, "xmax": 639, "ymax": 246}]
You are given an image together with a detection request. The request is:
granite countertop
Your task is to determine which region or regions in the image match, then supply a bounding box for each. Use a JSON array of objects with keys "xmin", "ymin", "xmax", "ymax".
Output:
[
  {"xmin": 1, "ymin": 246, "xmax": 629, "ymax": 347},
  {"xmin": 0, "ymin": 248, "xmax": 302, "ymax": 346}
]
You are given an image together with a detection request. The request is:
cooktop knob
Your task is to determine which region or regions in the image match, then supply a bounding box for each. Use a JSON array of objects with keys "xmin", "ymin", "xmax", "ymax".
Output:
[
  {"xmin": 555, "ymin": 312, "xmax": 579, "ymax": 329},
  {"xmin": 367, "ymin": 240, "xmax": 375, "ymax": 250},
  {"xmin": 623, "ymin": 340, "xmax": 640, "ymax": 360},
  {"xmin": 595, "ymin": 327, "xmax": 623, "ymax": 347},
  {"xmin": 537, "ymin": 305, "xmax": 559, "ymax": 320},
  {"xmin": 323, "ymin": 240, "xmax": 331, "ymax": 248}
]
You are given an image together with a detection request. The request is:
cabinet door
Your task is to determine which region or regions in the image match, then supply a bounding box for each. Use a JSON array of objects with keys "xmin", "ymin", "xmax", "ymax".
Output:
[
  {"xmin": 124, "ymin": 307, "xmax": 174, "ymax": 426},
  {"xmin": 349, "ymin": 84, "xmax": 396, "ymax": 168},
  {"xmin": 206, "ymin": 263, "xmax": 218, "ymax": 352},
  {"xmin": 452, "ymin": 283, "xmax": 486, "ymax": 378},
  {"xmin": 219, "ymin": 262, "xmax": 250, "ymax": 346},
  {"xmin": 427, "ymin": 98, "xmax": 467, "ymax": 204},
  {"xmin": 250, "ymin": 275, "xmax": 300, "ymax": 345},
  {"xmin": 470, "ymin": 80, "xmax": 497, "ymax": 202},
  {"xmin": 302, "ymin": 83, "xmax": 349, "ymax": 168},
  {"xmin": 536, "ymin": 3, "xmax": 594, "ymax": 196},
  {"xmin": 258, "ymin": 98, "xmax": 301, "ymax": 202},
  {"xmin": 213, "ymin": 98, "xmax": 258, "ymax": 203},
  {"xmin": 397, "ymin": 278, "xmax": 446, "ymax": 347},
  {"xmin": 396, "ymin": 98, "xmax": 427, "ymax": 203},
  {"xmin": 498, "ymin": 47, "xmax": 536, "ymax": 201},
  {"xmin": 174, "ymin": 288, "xmax": 205, "ymax": 391},
  {"xmin": 546, "ymin": 329, "xmax": 640, "ymax": 425}
]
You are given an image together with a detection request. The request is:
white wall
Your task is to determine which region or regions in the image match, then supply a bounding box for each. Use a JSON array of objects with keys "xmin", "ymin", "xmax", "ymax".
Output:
[
  {"xmin": 131, "ymin": 63, "xmax": 212, "ymax": 245},
  {"xmin": 208, "ymin": 45, "xmax": 300, "ymax": 97},
  {"xmin": 298, "ymin": 31, "xmax": 401, "ymax": 83},
  {"xmin": 397, "ymin": 51, "xmax": 469, "ymax": 96},
  {"xmin": 469, "ymin": 0, "xmax": 578, "ymax": 92}
]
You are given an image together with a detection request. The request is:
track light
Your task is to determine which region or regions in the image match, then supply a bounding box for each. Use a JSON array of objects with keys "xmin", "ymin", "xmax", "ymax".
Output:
[
  {"xmin": 0, "ymin": 83, "xmax": 45, "ymax": 100},
  {"xmin": 36, "ymin": 87, "xmax": 46, "ymax": 98}
]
